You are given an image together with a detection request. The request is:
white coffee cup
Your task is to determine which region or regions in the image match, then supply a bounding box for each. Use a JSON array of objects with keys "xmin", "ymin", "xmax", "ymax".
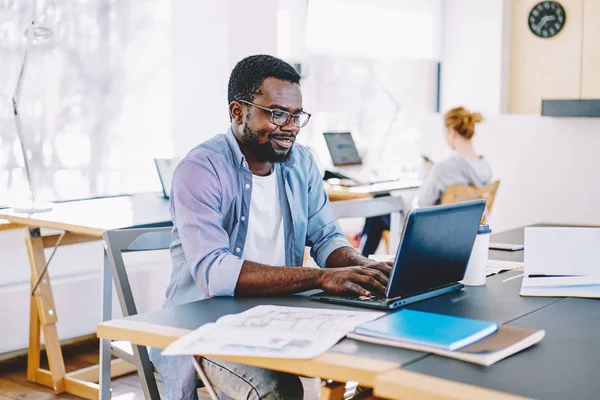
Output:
[{"xmin": 461, "ymin": 224, "xmax": 492, "ymax": 286}]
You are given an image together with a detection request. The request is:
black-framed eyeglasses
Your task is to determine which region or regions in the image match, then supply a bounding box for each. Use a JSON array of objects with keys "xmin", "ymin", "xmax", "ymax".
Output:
[{"xmin": 237, "ymin": 99, "xmax": 311, "ymax": 128}]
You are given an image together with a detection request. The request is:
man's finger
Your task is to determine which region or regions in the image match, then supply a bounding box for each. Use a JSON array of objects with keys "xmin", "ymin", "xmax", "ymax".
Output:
[
  {"xmin": 365, "ymin": 262, "xmax": 392, "ymax": 276},
  {"xmin": 351, "ymin": 274, "xmax": 387, "ymax": 295},
  {"xmin": 343, "ymin": 280, "xmax": 370, "ymax": 296},
  {"xmin": 361, "ymin": 268, "xmax": 389, "ymax": 286}
]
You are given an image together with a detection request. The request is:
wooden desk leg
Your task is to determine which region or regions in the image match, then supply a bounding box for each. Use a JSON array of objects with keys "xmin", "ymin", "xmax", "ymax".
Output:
[
  {"xmin": 23, "ymin": 228, "xmax": 136, "ymax": 399},
  {"xmin": 321, "ymin": 381, "xmax": 347, "ymax": 400},
  {"xmin": 27, "ymin": 287, "xmax": 41, "ymax": 381},
  {"xmin": 25, "ymin": 228, "xmax": 67, "ymax": 393}
]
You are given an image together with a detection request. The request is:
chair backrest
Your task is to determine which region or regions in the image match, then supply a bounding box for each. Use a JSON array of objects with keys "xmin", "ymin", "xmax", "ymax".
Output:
[
  {"xmin": 440, "ymin": 180, "xmax": 500, "ymax": 223},
  {"xmin": 102, "ymin": 227, "xmax": 172, "ymax": 318}
]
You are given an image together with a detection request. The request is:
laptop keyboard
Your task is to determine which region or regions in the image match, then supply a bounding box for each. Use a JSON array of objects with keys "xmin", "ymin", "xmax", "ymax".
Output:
[{"xmin": 343, "ymin": 295, "xmax": 387, "ymax": 303}]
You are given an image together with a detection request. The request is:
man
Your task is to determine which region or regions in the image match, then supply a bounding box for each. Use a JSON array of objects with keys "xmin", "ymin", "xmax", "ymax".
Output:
[{"xmin": 151, "ymin": 54, "xmax": 391, "ymax": 399}]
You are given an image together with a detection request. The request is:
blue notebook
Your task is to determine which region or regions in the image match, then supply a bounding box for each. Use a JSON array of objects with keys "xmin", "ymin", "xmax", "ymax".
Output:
[{"xmin": 354, "ymin": 309, "xmax": 498, "ymax": 351}]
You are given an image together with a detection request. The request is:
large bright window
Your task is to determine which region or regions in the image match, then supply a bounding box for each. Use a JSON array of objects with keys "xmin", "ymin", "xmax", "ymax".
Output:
[
  {"xmin": 0, "ymin": 0, "xmax": 171, "ymax": 207},
  {"xmin": 290, "ymin": 0, "xmax": 442, "ymax": 173}
]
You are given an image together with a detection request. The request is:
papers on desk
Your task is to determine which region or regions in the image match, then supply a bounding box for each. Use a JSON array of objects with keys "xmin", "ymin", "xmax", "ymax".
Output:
[
  {"xmin": 162, "ymin": 305, "xmax": 384, "ymax": 359},
  {"xmin": 486, "ymin": 259, "xmax": 523, "ymax": 276},
  {"xmin": 520, "ymin": 227, "xmax": 600, "ymax": 298}
]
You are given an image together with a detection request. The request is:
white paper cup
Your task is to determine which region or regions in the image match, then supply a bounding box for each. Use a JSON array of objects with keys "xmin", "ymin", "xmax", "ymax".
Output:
[{"xmin": 461, "ymin": 224, "xmax": 492, "ymax": 286}]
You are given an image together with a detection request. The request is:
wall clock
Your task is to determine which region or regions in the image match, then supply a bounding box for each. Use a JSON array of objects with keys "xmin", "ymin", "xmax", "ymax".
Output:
[{"xmin": 528, "ymin": 1, "xmax": 566, "ymax": 38}]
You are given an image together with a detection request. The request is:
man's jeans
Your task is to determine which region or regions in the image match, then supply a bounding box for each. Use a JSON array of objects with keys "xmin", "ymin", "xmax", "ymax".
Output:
[{"xmin": 199, "ymin": 357, "xmax": 304, "ymax": 400}]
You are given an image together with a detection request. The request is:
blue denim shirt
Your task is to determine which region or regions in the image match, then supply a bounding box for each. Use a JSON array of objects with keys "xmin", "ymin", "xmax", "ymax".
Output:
[{"xmin": 151, "ymin": 127, "xmax": 350, "ymax": 399}]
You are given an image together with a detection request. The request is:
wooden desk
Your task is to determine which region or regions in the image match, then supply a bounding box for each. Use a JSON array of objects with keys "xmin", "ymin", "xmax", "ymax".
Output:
[
  {"xmin": 373, "ymin": 224, "xmax": 600, "ymax": 400},
  {"xmin": 0, "ymin": 218, "xmax": 21, "ymax": 231},
  {"xmin": 96, "ymin": 250, "xmax": 559, "ymax": 400},
  {"xmin": 385, "ymin": 296, "xmax": 600, "ymax": 400},
  {"xmin": 325, "ymin": 179, "xmax": 421, "ymax": 201},
  {"xmin": 0, "ymin": 193, "xmax": 171, "ymax": 399}
]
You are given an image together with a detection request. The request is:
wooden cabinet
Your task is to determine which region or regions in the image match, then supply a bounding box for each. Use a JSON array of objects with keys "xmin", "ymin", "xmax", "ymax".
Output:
[
  {"xmin": 509, "ymin": 0, "xmax": 600, "ymax": 113},
  {"xmin": 582, "ymin": 0, "xmax": 600, "ymax": 97}
]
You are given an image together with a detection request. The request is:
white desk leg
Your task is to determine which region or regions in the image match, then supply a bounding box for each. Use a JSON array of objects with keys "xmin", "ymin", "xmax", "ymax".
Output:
[
  {"xmin": 389, "ymin": 198, "xmax": 407, "ymax": 255},
  {"xmin": 99, "ymin": 249, "xmax": 112, "ymax": 400}
]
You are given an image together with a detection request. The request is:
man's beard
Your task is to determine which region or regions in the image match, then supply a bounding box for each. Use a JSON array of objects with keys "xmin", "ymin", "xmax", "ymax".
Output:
[{"xmin": 242, "ymin": 125, "xmax": 292, "ymax": 163}]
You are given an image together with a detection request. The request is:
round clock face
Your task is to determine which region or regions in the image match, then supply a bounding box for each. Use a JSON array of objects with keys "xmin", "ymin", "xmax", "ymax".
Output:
[{"xmin": 528, "ymin": 1, "xmax": 566, "ymax": 38}]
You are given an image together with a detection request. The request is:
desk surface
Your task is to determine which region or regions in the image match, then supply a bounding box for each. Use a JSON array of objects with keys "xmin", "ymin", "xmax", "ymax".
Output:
[
  {"xmin": 98, "ymin": 271, "xmax": 556, "ymax": 388},
  {"xmin": 0, "ymin": 193, "xmax": 171, "ymax": 237},
  {"xmin": 97, "ymin": 227, "xmax": 563, "ymax": 388},
  {"xmin": 326, "ymin": 179, "xmax": 421, "ymax": 199},
  {"xmin": 0, "ymin": 186, "xmax": 407, "ymax": 235},
  {"xmin": 405, "ymin": 297, "xmax": 600, "ymax": 399}
]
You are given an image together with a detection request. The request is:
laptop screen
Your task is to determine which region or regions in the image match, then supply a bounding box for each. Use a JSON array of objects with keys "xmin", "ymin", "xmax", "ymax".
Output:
[
  {"xmin": 323, "ymin": 132, "xmax": 362, "ymax": 166},
  {"xmin": 154, "ymin": 157, "xmax": 180, "ymax": 199}
]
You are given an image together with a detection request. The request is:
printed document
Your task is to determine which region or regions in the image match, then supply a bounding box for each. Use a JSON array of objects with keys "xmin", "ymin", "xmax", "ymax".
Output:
[{"xmin": 162, "ymin": 305, "xmax": 384, "ymax": 359}]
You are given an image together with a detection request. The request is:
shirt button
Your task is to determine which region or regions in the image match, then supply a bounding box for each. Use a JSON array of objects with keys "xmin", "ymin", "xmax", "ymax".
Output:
[
  {"xmin": 242, "ymin": 162, "xmax": 247, "ymax": 168},
  {"xmin": 235, "ymin": 247, "xmax": 241, "ymax": 253},
  {"xmin": 241, "ymin": 216, "xmax": 246, "ymax": 222},
  {"xmin": 245, "ymin": 183, "xmax": 250, "ymax": 189}
]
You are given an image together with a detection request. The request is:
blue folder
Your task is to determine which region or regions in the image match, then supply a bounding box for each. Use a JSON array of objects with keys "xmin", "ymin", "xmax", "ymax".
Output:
[{"xmin": 354, "ymin": 309, "xmax": 498, "ymax": 351}]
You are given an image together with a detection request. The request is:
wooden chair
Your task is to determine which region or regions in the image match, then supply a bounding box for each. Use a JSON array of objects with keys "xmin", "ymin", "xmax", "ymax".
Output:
[
  {"xmin": 440, "ymin": 180, "xmax": 501, "ymax": 223},
  {"xmin": 379, "ymin": 180, "xmax": 501, "ymax": 247}
]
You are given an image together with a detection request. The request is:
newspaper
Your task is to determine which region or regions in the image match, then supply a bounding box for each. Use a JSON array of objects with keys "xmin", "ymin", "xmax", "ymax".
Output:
[{"xmin": 162, "ymin": 305, "xmax": 384, "ymax": 359}]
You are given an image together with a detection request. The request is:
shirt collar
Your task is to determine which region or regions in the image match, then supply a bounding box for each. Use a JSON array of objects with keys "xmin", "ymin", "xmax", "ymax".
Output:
[{"xmin": 225, "ymin": 126, "xmax": 247, "ymax": 168}]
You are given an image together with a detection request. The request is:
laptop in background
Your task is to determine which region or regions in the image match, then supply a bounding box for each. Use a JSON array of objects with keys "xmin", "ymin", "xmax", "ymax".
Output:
[
  {"xmin": 322, "ymin": 132, "xmax": 398, "ymax": 185},
  {"xmin": 154, "ymin": 157, "xmax": 180, "ymax": 199},
  {"xmin": 310, "ymin": 200, "xmax": 486, "ymax": 310}
]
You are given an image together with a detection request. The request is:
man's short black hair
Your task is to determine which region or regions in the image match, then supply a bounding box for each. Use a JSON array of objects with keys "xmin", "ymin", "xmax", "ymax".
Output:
[{"xmin": 228, "ymin": 55, "xmax": 301, "ymax": 104}]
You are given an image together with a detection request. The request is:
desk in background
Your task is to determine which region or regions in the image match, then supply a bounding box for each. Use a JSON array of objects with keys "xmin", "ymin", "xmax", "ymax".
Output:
[
  {"xmin": 325, "ymin": 179, "xmax": 421, "ymax": 201},
  {"xmin": 0, "ymin": 192, "xmax": 171, "ymax": 399}
]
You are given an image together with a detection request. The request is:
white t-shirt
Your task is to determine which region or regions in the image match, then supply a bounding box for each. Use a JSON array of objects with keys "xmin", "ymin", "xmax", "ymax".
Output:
[{"xmin": 242, "ymin": 166, "xmax": 286, "ymax": 266}]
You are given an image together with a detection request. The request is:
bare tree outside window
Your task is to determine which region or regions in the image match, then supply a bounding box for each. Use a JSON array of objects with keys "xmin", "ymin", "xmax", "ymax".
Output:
[{"xmin": 0, "ymin": 0, "xmax": 171, "ymax": 207}]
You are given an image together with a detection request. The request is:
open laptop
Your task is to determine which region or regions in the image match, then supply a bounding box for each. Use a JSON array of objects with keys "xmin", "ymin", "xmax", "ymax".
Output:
[
  {"xmin": 154, "ymin": 157, "xmax": 180, "ymax": 199},
  {"xmin": 322, "ymin": 132, "xmax": 398, "ymax": 185},
  {"xmin": 310, "ymin": 200, "xmax": 486, "ymax": 310}
]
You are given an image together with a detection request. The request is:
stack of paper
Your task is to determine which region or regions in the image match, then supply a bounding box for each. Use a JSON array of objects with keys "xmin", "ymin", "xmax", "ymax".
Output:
[{"xmin": 520, "ymin": 227, "xmax": 600, "ymax": 298}]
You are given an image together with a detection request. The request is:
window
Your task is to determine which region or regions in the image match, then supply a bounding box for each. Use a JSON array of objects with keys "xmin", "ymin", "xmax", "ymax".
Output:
[
  {"xmin": 295, "ymin": 0, "xmax": 442, "ymax": 173},
  {"xmin": 0, "ymin": 0, "xmax": 171, "ymax": 207}
]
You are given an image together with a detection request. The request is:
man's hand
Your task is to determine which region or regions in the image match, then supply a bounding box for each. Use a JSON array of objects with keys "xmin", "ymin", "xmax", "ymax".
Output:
[
  {"xmin": 318, "ymin": 266, "xmax": 389, "ymax": 297},
  {"xmin": 362, "ymin": 260, "xmax": 393, "ymax": 277}
]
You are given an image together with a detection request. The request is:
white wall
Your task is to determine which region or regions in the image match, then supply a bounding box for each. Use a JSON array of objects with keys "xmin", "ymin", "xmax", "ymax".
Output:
[
  {"xmin": 441, "ymin": 0, "xmax": 510, "ymax": 115},
  {"xmin": 171, "ymin": 0, "xmax": 230, "ymax": 157},
  {"xmin": 416, "ymin": 114, "xmax": 600, "ymax": 232}
]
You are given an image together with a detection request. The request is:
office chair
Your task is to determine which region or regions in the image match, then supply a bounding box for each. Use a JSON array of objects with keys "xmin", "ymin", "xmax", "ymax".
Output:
[
  {"xmin": 100, "ymin": 227, "xmax": 224, "ymax": 399},
  {"xmin": 330, "ymin": 196, "xmax": 407, "ymax": 255},
  {"xmin": 440, "ymin": 180, "xmax": 501, "ymax": 223},
  {"xmin": 99, "ymin": 227, "xmax": 172, "ymax": 399}
]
